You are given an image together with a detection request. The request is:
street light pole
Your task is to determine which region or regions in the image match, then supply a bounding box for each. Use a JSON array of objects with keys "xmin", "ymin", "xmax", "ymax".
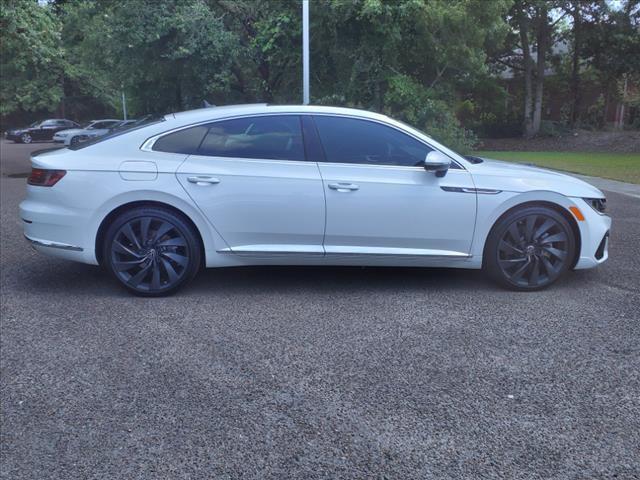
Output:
[
  {"xmin": 121, "ymin": 89, "xmax": 128, "ymax": 120},
  {"xmin": 302, "ymin": 0, "xmax": 310, "ymax": 105}
]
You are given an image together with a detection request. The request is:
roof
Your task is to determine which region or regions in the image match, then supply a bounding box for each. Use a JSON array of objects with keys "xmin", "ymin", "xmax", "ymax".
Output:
[{"xmin": 165, "ymin": 104, "xmax": 391, "ymax": 125}]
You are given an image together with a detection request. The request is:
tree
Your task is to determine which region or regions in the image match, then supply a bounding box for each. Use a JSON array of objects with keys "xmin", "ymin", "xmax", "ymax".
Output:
[
  {"xmin": 62, "ymin": 0, "xmax": 238, "ymax": 115},
  {"xmin": 0, "ymin": 0, "xmax": 64, "ymax": 115},
  {"xmin": 503, "ymin": 0, "xmax": 567, "ymax": 138}
]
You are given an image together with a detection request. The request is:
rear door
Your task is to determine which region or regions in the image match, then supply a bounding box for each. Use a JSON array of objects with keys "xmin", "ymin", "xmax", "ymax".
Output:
[{"xmin": 172, "ymin": 115, "xmax": 326, "ymax": 255}]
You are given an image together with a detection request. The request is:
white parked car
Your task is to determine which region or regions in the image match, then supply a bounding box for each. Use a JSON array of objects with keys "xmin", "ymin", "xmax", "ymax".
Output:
[
  {"xmin": 20, "ymin": 105, "xmax": 610, "ymax": 296},
  {"xmin": 53, "ymin": 119, "xmax": 121, "ymax": 146}
]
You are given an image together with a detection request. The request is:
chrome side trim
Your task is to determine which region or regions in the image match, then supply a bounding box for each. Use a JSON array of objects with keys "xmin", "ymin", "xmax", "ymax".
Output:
[
  {"xmin": 24, "ymin": 235, "xmax": 83, "ymax": 252},
  {"xmin": 217, "ymin": 246, "xmax": 471, "ymax": 258},
  {"xmin": 441, "ymin": 186, "xmax": 502, "ymax": 195}
]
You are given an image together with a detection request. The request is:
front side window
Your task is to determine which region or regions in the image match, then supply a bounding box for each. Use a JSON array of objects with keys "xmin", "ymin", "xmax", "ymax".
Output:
[
  {"xmin": 40, "ymin": 120, "xmax": 57, "ymax": 127},
  {"xmin": 313, "ymin": 116, "xmax": 432, "ymax": 167},
  {"xmin": 198, "ymin": 115, "xmax": 304, "ymax": 161}
]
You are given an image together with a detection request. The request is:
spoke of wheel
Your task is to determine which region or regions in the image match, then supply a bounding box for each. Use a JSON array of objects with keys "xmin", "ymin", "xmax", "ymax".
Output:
[
  {"xmin": 529, "ymin": 258, "xmax": 540, "ymax": 285},
  {"xmin": 542, "ymin": 232, "xmax": 567, "ymax": 244},
  {"xmin": 157, "ymin": 237, "xmax": 186, "ymax": 247},
  {"xmin": 151, "ymin": 262, "xmax": 161, "ymax": 290},
  {"xmin": 160, "ymin": 251, "xmax": 188, "ymax": 267},
  {"xmin": 161, "ymin": 258, "xmax": 179, "ymax": 282},
  {"xmin": 508, "ymin": 223, "xmax": 522, "ymax": 243},
  {"xmin": 534, "ymin": 218, "xmax": 555, "ymax": 240},
  {"xmin": 127, "ymin": 263, "xmax": 152, "ymax": 287},
  {"xmin": 122, "ymin": 223, "xmax": 141, "ymax": 250},
  {"xmin": 510, "ymin": 259, "xmax": 531, "ymax": 282},
  {"xmin": 541, "ymin": 256, "xmax": 559, "ymax": 275},
  {"xmin": 140, "ymin": 217, "xmax": 151, "ymax": 244},
  {"xmin": 113, "ymin": 259, "xmax": 145, "ymax": 271},
  {"xmin": 499, "ymin": 240, "xmax": 523, "ymax": 256},
  {"xmin": 525, "ymin": 215, "xmax": 536, "ymax": 242},
  {"xmin": 499, "ymin": 258, "xmax": 527, "ymax": 269},
  {"xmin": 113, "ymin": 241, "xmax": 142, "ymax": 258},
  {"xmin": 543, "ymin": 246, "xmax": 567, "ymax": 260},
  {"xmin": 154, "ymin": 222, "xmax": 174, "ymax": 242}
]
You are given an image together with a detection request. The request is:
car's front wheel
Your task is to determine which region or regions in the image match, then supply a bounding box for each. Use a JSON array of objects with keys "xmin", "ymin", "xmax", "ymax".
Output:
[
  {"xmin": 103, "ymin": 207, "xmax": 201, "ymax": 296},
  {"xmin": 20, "ymin": 133, "xmax": 32, "ymax": 144},
  {"xmin": 484, "ymin": 205, "xmax": 576, "ymax": 291},
  {"xmin": 70, "ymin": 135, "xmax": 86, "ymax": 146}
]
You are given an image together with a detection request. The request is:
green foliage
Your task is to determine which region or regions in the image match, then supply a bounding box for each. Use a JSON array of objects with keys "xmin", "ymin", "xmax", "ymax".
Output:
[
  {"xmin": 0, "ymin": 0, "xmax": 64, "ymax": 114},
  {"xmin": 384, "ymin": 75, "xmax": 477, "ymax": 152},
  {"xmin": 4, "ymin": 0, "xmax": 636, "ymax": 136},
  {"xmin": 61, "ymin": 0, "xmax": 238, "ymax": 115}
]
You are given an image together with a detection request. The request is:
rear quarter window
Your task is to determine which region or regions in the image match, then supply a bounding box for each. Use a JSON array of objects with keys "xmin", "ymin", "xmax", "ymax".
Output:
[{"xmin": 152, "ymin": 126, "xmax": 209, "ymax": 154}]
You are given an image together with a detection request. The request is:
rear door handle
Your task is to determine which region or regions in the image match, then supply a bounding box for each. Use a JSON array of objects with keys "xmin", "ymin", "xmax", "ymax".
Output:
[
  {"xmin": 328, "ymin": 182, "xmax": 359, "ymax": 192},
  {"xmin": 187, "ymin": 176, "xmax": 220, "ymax": 186}
]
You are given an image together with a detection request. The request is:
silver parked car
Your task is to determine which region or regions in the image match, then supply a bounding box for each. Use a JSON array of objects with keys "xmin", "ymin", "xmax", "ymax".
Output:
[{"xmin": 53, "ymin": 119, "xmax": 122, "ymax": 146}]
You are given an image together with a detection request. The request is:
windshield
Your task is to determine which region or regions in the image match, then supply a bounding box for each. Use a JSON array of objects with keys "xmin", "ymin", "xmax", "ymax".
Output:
[
  {"xmin": 68, "ymin": 116, "xmax": 164, "ymax": 150},
  {"xmin": 30, "ymin": 121, "xmax": 40, "ymax": 128}
]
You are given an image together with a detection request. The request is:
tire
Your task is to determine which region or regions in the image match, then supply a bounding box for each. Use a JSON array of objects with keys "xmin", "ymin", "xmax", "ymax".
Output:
[
  {"xmin": 102, "ymin": 206, "xmax": 202, "ymax": 296},
  {"xmin": 20, "ymin": 133, "xmax": 32, "ymax": 144},
  {"xmin": 70, "ymin": 135, "xmax": 85, "ymax": 146},
  {"xmin": 483, "ymin": 205, "xmax": 576, "ymax": 291}
]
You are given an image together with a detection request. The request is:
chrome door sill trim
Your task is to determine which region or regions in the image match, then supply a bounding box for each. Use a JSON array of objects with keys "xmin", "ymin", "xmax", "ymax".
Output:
[
  {"xmin": 217, "ymin": 248, "xmax": 324, "ymax": 256},
  {"xmin": 325, "ymin": 252, "xmax": 472, "ymax": 259},
  {"xmin": 24, "ymin": 235, "xmax": 83, "ymax": 252}
]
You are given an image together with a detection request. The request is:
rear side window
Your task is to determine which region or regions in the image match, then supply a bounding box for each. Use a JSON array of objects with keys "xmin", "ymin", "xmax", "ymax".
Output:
[
  {"xmin": 198, "ymin": 115, "xmax": 304, "ymax": 161},
  {"xmin": 152, "ymin": 125, "xmax": 209, "ymax": 154},
  {"xmin": 313, "ymin": 116, "xmax": 432, "ymax": 167}
]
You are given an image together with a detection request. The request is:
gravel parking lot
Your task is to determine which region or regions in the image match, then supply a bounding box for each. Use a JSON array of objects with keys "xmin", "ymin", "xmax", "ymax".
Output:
[{"xmin": 1, "ymin": 139, "xmax": 639, "ymax": 479}]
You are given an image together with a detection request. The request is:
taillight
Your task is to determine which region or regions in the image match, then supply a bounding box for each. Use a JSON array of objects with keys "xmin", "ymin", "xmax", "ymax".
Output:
[{"xmin": 27, "ymin": 168, "xmax": 66, "ymax": 187}]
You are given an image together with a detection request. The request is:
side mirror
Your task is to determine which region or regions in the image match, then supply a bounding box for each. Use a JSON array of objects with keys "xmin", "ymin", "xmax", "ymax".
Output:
[{"xmin": 423, "ymin": 151, "xmax": 451, "ymax": 177}]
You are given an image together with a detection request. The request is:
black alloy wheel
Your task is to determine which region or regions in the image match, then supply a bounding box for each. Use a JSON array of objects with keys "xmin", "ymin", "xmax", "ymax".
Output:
[
  {"xmin": 104, "ymin": 207, "xmax": 201, "ymax": 296},
  {"xmin": 484, "ymin": 206, "xmax": 576, "ymax": 290}
]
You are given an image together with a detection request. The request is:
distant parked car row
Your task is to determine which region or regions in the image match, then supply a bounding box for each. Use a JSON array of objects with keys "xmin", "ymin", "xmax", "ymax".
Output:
[
  {"xmin": 4, "ymin": 118, "xmax": 141, "ymax": 145},
  {"xmin": 53, "ymin": 119, "xmax": 139, "ymax": 146}
]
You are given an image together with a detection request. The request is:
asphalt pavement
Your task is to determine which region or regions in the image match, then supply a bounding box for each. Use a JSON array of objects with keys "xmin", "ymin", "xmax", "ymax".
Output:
[{"xmin": 1, "ymin": 140, "xmax": 639, "ymax": 479}]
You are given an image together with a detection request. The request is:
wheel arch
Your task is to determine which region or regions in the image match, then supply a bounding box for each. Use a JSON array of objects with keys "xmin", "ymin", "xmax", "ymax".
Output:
[
  {"xmin": 482, "ymin": 200, "xmax": 581, "ymax": 269},
  {"xmin": 95, "ymin": 200, "xmax": 206, "ymax": 266}
]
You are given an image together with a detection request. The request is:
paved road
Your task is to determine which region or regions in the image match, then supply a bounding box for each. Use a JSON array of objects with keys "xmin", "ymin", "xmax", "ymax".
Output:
[{"xmin": 1, "ymin": 141, "xmax": 639, "ymax": 479}]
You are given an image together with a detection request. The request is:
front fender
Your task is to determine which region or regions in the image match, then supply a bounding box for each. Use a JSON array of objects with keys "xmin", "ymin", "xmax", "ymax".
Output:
[{"xmin": 470, "ymin": 190, "xmax": 584, "ymax": 261}]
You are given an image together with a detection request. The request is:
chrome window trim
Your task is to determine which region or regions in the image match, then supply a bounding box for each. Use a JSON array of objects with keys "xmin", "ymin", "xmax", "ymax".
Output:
[{"xmin": 140, "ymin": 111, "xmax": 465, "ymax": 170}]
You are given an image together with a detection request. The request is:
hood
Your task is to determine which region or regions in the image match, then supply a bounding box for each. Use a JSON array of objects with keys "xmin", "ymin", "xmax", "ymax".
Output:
[{"xmin": 470, "ymin": 157, "xmax": 605, "ymax": 198}]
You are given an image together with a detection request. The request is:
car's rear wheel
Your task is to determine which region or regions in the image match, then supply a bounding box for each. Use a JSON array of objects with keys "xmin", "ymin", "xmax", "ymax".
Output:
[
  {"xmin": 103, "ymin": 207, "xmax": 201, "ymax": 296},
  {"xmin": 484, "ymin": 206, "xmax": 576, "ymax": 291},
  {"xmin": 20, "ymin": 133, "xmax": 32, "ymax": 144}
]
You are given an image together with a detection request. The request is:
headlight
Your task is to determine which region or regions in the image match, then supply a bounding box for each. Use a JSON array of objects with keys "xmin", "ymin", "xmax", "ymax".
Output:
[
  {"xmin": 583, "ymin": 197, "xmax": 606, "ymax": 214},
  {"xmin": 56, "ymin": 133, "xmax": 67, "ymax": 137}
]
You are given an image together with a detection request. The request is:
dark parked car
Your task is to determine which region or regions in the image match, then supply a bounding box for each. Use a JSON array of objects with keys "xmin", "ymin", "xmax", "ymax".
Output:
[{"xmin": 5, "ymin": 119, "xmax": 80, "ymax": 144}]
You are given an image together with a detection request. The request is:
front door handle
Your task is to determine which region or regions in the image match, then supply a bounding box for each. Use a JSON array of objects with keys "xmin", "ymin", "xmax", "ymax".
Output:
[
  {"xmin": 187, "ymin": 176, "xmax": 220, "ymax": 186},
  {"xmin": 328, "ymin": 182, "xmax": 359, "ymax": 192}
]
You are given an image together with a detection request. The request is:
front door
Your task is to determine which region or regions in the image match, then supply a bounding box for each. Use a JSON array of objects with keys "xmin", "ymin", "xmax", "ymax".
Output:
[
  {"xmin": 174, "ymin": 115, "xmax": 325, "ymax": 255},
  {"xmin": 311, "ymin": 115, "xmax": 477, "ymax": 257}
]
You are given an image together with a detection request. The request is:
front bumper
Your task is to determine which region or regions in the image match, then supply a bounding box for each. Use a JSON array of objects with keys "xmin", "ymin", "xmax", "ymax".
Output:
[
  {"xmin": 6, "ymin": 133, "xmax": 21, "ymax": 141},
  {"xmin": 573, "ymin": 198, "xmax": 611, "ymax": 269}
]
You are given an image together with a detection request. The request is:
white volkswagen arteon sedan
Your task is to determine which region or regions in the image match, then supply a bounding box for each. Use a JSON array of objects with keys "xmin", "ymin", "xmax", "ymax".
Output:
[{"xmin": 20, "ymin": 104, "xmax": 610, "ymax": 296}]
